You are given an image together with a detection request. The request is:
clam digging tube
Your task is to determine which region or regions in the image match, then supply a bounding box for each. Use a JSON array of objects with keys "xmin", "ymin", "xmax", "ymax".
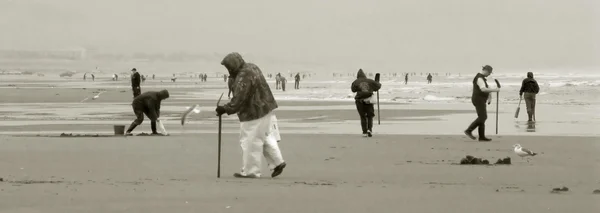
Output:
[
  {"xmin": 494, "ymin": 79, "xmax": 501, "ymax": 135},
  {"xmin": 216, "ymin": 93, "xmax": 224, "ymax": 178},
  {"xmin": 374, "ymin": 73, "xmax": 381, "ymax": 125}
]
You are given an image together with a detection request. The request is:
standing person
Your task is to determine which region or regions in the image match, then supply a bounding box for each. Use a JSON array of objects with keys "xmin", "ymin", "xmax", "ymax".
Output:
[
  {"xmin": 351, "ymin": 69, "xmax": 382, "ymax": 137},
  {"xmin": 294, "ymin": 73, "xmax": 300, "ymax": 89},
  {"xmin": 404, "ymin": 73, "xmax": 409, "ymax": 85},
  {"xmin": 227, "ymin": 75, "xmax": 235, "ymax": 99},
  {"xmin": 464, "ymin": 65, "xmax": 500, "ymax": 142},
  {"xmin": 280, "ymin": 76, "xmax": 287, "ymax": 91},
  {"xmin": 125, "ymin": 90, "xmax": 170, "ymax": 136},
  {"xmin": 152, "ymin": 74, "xmax": 155, "ymax": 80},
  {"xmin": 215, "ymin": 52, "xmax": 286, "ymax": 178},
  {"xmin": 519, "ymin": 72, "xmax": 540, "ymax": 122},
  {"xmin": 427, "ymin": 73, "xmax": 433, "ymax": 84},
  {"xmin": 91, "ymin": 74, "xmax": 95, "ymax": 81},
  {"xmin": 275, "ymin": 73, "xmax": 281, "ymax": 90},
  {"xmin": 131, "ymin": 68, "xmax": 142, "ymax": 98}
]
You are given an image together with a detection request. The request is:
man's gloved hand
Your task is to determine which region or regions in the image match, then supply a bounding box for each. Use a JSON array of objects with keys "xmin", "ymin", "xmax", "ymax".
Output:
[{"xmin": 216, "ymin": 106, "xmax": 227, "ymax": 116}]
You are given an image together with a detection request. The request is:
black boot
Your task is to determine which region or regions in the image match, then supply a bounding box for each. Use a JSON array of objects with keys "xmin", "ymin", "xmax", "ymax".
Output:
[
  {"xmin": 478, "ymin": 124, "xmax": 491, "ymax": 141},
  {"xmin": 126, "ymin": 122, "xmax": 138, "ymax": 135},
  {"xmin": 367, "ymin": 117, "xmax": 373, "ymax": 137},
  {"xmin": 527, "ymin": 113, "xmax": 533, "ymax": 122},
  {"xmin": 464, "ymin": 121, "xmax": 477, "ymax": 140},
  {"xmin": 151, "ymin": 121, "xmax": 158, "ymax": 134}
]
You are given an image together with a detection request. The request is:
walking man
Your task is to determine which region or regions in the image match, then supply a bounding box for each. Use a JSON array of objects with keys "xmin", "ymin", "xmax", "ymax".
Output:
[
  {"xmin": 351, "ymin": 69, "xmax": 382, "ymax": 137},
  {"xmin": 464, "ymin": 65, "xmax": 500, "ymax": 141},
  {"xmin": 215, "ymin": 52, "xmax": 286, "ymax": 178},
  {"xmin": 131, "ymin": 68, "xmax": 142, "ymax": 98},
  {"xmin": 519, "ymin": 72, "xmax": 540, "ymax": 122},
  {"xmin": 125, "ymin": 90, "xmax": 170, "ymax": 136}
]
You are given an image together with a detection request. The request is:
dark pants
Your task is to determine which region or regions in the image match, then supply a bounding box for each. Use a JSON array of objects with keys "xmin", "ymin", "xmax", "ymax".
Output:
[
  {"xmin": 295, "ymin": 81, "xmax": 299, "ymax": 89},
  {"xmin": 524, "ymin": 93, "xmax": 536, "ymax": 121},
  {"xmin": 355, "ymin": 100, "xmax": 375, "ymax": 133},
  {"xmin": 129, "ymin": 106, "xmax": 157, "ymax": 133},
  {"xmin": 133, "ymin": 87, "xmax": 141, "ymax": 98},
  {"xmin": 282, "ymin": 83, "xmax": 286, "ymax": 91},
  {"xmin": 466, "ymin": 100, "xmax": 487, "ymax": 138}
]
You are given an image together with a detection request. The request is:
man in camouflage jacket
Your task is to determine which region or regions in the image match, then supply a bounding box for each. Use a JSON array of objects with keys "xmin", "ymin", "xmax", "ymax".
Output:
[{"xmin": 216, "ymin": 52, "xmax": 287, "ymax": 178}]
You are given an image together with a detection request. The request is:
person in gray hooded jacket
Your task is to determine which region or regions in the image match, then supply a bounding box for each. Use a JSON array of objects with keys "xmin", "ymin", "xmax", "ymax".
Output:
[
  {"xmin": 125, "ymin": 90, "xmax": 170, "ymax": 135},
  {"xmin": 351, "ymin": 69, "xmax": 381, "ymax": 137}
]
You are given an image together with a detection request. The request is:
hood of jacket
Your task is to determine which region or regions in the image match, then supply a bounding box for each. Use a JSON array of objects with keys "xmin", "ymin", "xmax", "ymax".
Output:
[
  {"xmin": 221, "ymin": 52, "xmax": 246, "ymax": 78},
  {"xmin": 527, "ymin": 72, "xmax": 534, "ymax": 78},
  {"xmin": 356, "ymin": 69, "xmax": 367, "ymax": 79},
  {"xmin": 157, "ymin": 89, "xmax": 170, "ymax": 100},
  {"xmin": 524, "ymin": 72, "xmax": 536, "ymax": 83}
]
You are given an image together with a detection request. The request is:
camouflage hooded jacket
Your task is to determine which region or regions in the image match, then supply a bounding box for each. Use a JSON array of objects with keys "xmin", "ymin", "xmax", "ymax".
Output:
[
  {"xmin": 351, "ymin": 69, "xmax": 381, "ymax": 100},
  {"xmin": 220, "ymin": 52, "xmax": 278, "ymax": 122}
]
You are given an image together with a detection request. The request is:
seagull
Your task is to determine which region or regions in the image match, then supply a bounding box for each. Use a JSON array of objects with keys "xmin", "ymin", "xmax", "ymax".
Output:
[
  {"xmin": 513, "ymin": 144, "xmax": 537, "ymax": 162},
  {"xmin": 181, "ymin": 104, "xmax": 201, "ymax": 126},
  {"xmin": 92, "ymin": 91, "xmax": 106, "ymax": 100}
]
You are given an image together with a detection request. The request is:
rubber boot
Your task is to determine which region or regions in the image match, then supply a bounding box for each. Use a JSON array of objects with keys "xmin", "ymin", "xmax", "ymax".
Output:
[
  {"xmin": 126, "ymin": 122, "xmax": 138, "ymax": 135},
  {"xmin": 478, "ymin": 124, "xmax": 491, "ymax": 141},
  {"xmin": 151, "ymin": 121, "xmax": 158, "ymax": 134}
]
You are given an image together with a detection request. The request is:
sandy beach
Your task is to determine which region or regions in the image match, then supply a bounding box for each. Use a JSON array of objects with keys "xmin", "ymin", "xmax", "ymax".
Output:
[{"xmin": 0, "ymin": 76, "xmax": 599, "ymax": 213}]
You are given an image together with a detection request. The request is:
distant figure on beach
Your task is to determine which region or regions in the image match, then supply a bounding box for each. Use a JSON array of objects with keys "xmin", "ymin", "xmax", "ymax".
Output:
[
  {"xmin": 91, "ymin": 74, "xmax": 95, "ymax": 81},
  {"xmin": 223, "ymin": 74, "xmax": 227, "ymax": 82},
  {"xmin": 152, "ymin": 74, "xmax": 155, "ymax": 80},
  {"xmin": 351, "ymin": 69, "xmax": 382, "ymax": 137},
  {"xmin": 294, "ymin": 73, "xmax": 300, "ymax": 89},
  {"xmin": 215, "ymin": 52, "xmax": 286, "ymax": 178},
  {"xmin": 125, "ymin": 90, "xmax": 170, "ymax": 136},
  {"xmin": 404, "ymin": 73, "xmax": 408, "ymax": 84},
  {"xmin": 427, "ymin": 73, "xmax": 433, "ymax": 84},
  {"xmin": 275, "ymin": 73, "xmax": 282, "ymax": 90},
  {"xmin": 171, "ymin": 74, "xmax": 177, "ymax": 82},
  {"xmin": 83, "ymin": 73, "xmax": 87, "ymax": 81},
  {"xmin": 227, "ymin": 75, "xmax": 235, "ymax": 99},
  {"xmin": 519, "ymin": 72, "xmax": 540, "ymax": 122},
  {"xmin": 131, "ymin": 68, "xmax": 142, "ymax": 98},
  {"xmin": 280, "ymin": 76, "xmax": 287, "ymax": 91},
  {"xmin": 464, "ymin": 65, "xmax": 500, "ymax": 142}
]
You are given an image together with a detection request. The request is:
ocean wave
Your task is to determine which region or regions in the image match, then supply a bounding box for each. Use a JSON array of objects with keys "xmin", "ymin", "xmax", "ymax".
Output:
[{"xmin": 423, "ymin": 95, "xmax": 455, "ymax": 101}]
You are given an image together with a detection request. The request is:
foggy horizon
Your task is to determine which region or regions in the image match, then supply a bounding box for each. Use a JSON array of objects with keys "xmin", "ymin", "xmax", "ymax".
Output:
[{"xmin": 1, "ymin": 0, "xmax": 599, "ymax": 72}]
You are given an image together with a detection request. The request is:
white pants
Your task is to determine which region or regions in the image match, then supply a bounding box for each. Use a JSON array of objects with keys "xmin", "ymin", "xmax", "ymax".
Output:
[
  {"xmin": 239, "ymin": 112, "xmax": 284, "ymax": 177},
  {"xmin": 270, "ymin": 115, "xmax": 281, "ymax": 142}
]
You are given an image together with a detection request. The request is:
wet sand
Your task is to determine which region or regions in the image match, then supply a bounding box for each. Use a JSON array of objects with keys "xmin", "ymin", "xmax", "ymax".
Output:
[
  {"xmin": 1, "ymin": 79, "xmax": 599, "ymax": 212},
  {"xmin": 1, "ymin": 134, "xmax": 599, "ymax": 213}
]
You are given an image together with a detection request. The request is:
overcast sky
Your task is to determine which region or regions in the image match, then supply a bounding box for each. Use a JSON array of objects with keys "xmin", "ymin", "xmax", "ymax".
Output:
[{"xmin": 1, "ymin": 0, "xmax": 598, "ymax": 72}]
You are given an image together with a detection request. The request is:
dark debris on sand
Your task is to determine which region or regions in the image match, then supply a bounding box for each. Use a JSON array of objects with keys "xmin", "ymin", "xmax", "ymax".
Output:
[
  {"xmin": 459, "ymin": 155, "xmax": 511, "ymax": 165},
  {"xmin": 551, "ymin": 186, "xmax": 569, "ymax": 193},
  {"xmin": 593, "ymin": 189, "xmax": 600, "ymax": 194}
]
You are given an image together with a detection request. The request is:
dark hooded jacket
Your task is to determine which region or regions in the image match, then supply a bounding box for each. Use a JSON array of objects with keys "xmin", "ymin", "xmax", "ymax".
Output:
[
  {"xmin": 220, "ymin": 52, "xmax": 278, "ymax": 122},
  {"xmin": 519, "ymin": 72, "xmax": 540, "ymax": 95},
  {"xmin": 132, "ymin": 90, "xmax": 170, "ymax": 121},
  {"xmin": 351, "ymin": 69, "xmax": 381, "ymax": 100}
]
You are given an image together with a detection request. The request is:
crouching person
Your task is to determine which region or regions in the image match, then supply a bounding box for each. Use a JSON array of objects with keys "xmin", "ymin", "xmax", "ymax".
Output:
[
  {"xmin": 125, "ymin": 90, "xmax": 170, "ymax": 136},
  {"xmin": 216, "ymin": 52, "xmax": 286, "ymax": 178}
]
